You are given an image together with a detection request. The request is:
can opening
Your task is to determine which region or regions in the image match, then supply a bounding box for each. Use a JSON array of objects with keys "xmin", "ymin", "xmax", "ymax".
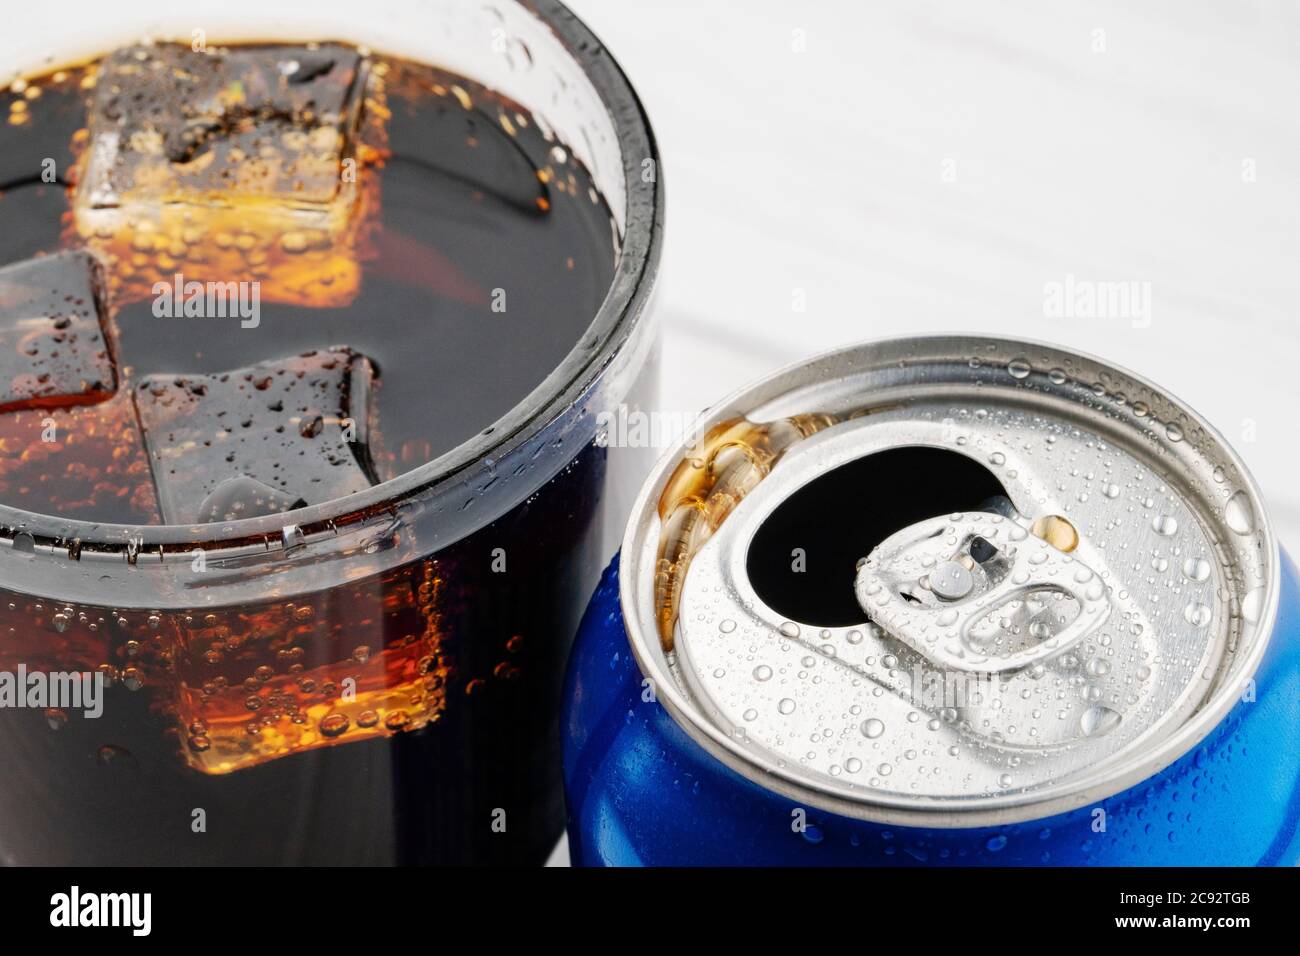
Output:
[{"xmin": 745, "ymin": 447, "xmax": 1006, "ymax": 626}]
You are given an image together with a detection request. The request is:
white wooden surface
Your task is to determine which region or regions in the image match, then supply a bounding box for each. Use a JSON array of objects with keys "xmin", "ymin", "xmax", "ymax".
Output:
[{"xmin": 548, "ymin": 0, "xmax": 1300, "ymax": 866}]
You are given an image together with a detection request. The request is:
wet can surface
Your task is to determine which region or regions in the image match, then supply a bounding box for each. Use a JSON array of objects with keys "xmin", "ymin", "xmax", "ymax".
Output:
[
  {"xmin": 563, "ymin": 336, "xmax": 1300, "ymax": 865},
  {"xmin": 0, "ymin": 0, "xmax": 661, "ymax": 865}
]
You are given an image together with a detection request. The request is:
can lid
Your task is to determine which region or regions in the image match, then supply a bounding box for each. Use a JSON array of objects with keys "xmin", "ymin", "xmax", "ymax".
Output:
[{"xmin": 621, "ymin": 336, "xmax": 1278, "ymax": 826}]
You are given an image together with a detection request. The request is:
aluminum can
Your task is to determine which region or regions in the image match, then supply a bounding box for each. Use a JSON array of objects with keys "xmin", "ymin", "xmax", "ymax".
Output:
[{"xmin": 563, "ymin": 335, "xmax": 1300, "ymax": 866}]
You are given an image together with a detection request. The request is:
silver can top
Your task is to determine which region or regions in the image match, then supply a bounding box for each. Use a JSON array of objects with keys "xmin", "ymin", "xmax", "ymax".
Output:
[{"xmin": 620, "ymin": 336, "xmax": 1278, "ymax": 826}]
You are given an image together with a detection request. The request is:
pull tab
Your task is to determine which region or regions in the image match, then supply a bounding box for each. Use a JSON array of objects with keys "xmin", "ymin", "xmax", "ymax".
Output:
[{"xmin": 854, "ymin": 511, "xmax": 1111, "ymax": 673}]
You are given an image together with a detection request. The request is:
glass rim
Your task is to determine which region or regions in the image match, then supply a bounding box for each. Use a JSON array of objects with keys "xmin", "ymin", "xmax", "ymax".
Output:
[{"xmin": 0, "ymin": 0, "xmax": 663, "ymax": 557}]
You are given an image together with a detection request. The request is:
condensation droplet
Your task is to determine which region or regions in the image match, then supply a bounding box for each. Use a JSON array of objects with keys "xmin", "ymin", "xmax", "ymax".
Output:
[
  {"xmin": 1242, "ymin": 588, "xmax": 1266, "ymax": 624},
  {"xmin": 861, "ymin": 718, "xmax": 885, "ymax": 739},
  {"xmin": 319, "ymin": 713, "xmax": 350, "ymax": 738},
  {"xmin": 1182, "ymin": 557, "xmax": 1211, "ymax": 583},
  {"xmin": 1183, "ymin": 602, "xmax": 1212, "ymax": 627},
  {"xmin": 1224, "ymin": 490, "xmax": 1255, "ymax": 536},
  {"xmin": 1080, "ymin": 705, "xmax": 1121, "ymax": 737}
]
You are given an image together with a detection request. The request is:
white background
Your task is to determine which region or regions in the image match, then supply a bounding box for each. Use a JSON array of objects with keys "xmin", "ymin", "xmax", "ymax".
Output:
[{"xmin": 547, "ymin": 0, "xmax": 1300, "ymax": 865}]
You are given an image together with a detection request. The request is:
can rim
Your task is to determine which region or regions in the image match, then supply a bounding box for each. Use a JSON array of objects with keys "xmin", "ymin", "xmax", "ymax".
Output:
[
  {"xmin": 620, "ymin": 333, "xmax": 1280, "ymax": 828},
  {"xmin": 0, "ymin": 0, "xmax": 664, "ymax": 558}
]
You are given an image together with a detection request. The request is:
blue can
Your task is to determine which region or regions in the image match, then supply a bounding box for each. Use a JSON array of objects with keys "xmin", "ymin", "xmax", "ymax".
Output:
[{"xmin": 562, "ymin": 337, "xmax": 1300, "ymax": 866}]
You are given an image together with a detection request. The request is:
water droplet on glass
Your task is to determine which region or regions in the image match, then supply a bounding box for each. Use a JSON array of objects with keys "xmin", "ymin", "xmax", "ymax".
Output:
[{"xmin": 319, "ymin": 713, "xmax": 350, "ymax": 738}]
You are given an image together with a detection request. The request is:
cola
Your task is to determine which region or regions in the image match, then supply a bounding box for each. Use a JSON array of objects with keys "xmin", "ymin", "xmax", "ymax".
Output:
[{"xmin": 0, "ymin": 37, "xmax": 660, "ymax": 865}]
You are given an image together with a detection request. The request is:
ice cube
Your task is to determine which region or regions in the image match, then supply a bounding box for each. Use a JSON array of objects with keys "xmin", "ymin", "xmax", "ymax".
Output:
[
  {"xmin": 133, "ymin": 348, "xmax": 380, "ymax": 525},
  {"xmin": 0, "ymin": 392, "xmax": 160, "ymax": 525},
  {"xmin": 72, "ymin": 43, "xmax": 381, "ymax": 309},
  {"xmin": 82, "ymin": 43, "xmax": 365, "ymax": 209},
  {"xmin": 197, "ymin": 475, "xmax": 305, "ymax": 524},
  {"xmin": 168, "ymin": 576, "xmax": 446, "ymax": 774},
  {"xmin": 0, "ymin": 251, "xmax": 115, "ymax": 413}
]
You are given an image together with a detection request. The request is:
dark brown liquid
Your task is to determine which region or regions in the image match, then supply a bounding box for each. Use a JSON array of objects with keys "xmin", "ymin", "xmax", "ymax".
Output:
[
  {"xmin": 0, "ymin": 43, "xmax": 637, "ymax": 864},
  {"xmin": 0, "ymin": 44, "xmax": 617, "ymax": 524}
]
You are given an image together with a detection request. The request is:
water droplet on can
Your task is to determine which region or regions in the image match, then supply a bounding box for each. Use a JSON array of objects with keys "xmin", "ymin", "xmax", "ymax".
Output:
[
  {"xmin": 1182, "ymin": 557, "xmax": 1211, "ymax": 583},
  {"xmin": 1151, "ymin": 515, "xmax": 1178, "ymax": 537},
  {"xmin": 1080, "ymin": 705, "xmax": 1121, "ymax": 737},
  {"xmin": 1224, "ymin": 490, "xmax": 1255, "ymax": 535},
  {"xmin": 1183, "ymin": 602, "xmax": 1212, "ymax": 627},
  {"xmin": 861, "ymin": 718, "xmax": 885, "ymax": 739}
]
